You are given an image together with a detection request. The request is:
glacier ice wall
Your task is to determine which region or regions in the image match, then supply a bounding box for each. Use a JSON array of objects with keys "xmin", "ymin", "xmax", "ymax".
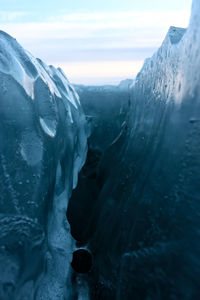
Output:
[
  {"xmin": 0, "ymin": 31, "xmax": 88, "ymax": 299},
  {"xmin": 67, "ymin": 1, "xmax": 200, "ymax": 299}
]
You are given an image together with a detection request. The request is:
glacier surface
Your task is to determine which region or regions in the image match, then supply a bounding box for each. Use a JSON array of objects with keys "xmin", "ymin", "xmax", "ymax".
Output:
[{"xmin": 0, "ymin": 31, "xmax": 88, "ymax": 299}]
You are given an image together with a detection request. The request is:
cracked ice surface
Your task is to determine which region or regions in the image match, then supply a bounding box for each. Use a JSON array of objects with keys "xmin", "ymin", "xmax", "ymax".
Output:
[{"xmin": 0, "ymin": 31, "xmax": 88, "ymax": 299}]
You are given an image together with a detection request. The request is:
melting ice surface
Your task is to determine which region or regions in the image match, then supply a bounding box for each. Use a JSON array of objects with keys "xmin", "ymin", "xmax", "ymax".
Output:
[
  {"xmin": 1, "ymin": 0, "xmax": 200, "ymax": 299},
  {"xmin": 0, "ymin": 31, "xmax": 88, "ymax": 299}
]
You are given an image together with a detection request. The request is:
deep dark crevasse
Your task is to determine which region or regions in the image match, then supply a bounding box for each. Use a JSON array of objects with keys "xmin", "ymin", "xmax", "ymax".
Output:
[
  {"xmin": 71, "ymin": 249, "xmax": 92, "ymax": 274},
  {"xmin": 67, "ymin": 146, "xmax": 103, "ymax": 243},
  {"xmin": 67, "ymin": 84, "xmax": 130, "ymax": 245},
  {"xmin": 67, "ymin": 84, "xmax": 131, "ymax": 299}
]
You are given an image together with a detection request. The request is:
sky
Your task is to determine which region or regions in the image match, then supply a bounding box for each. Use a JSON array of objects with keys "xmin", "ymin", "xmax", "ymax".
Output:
[{"xmin": 0, "ymin": 0, "xmax": 192, "ymax": 85}]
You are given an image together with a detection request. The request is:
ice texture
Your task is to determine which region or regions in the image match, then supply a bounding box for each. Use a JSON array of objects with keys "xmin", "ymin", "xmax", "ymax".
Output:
[
  {"xmin": 0, "ymin": 31, "xmax": 88, "ymax": 299},
  {"xmin": 67, "ymin": 1, "xmax": 200, "ymax": 299}
]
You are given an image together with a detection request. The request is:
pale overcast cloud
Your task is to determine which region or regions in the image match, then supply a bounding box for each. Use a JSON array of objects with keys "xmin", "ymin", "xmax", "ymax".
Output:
[{"xmin": 0, "ymin": 0, "xmax": 192, "ymax": 84}]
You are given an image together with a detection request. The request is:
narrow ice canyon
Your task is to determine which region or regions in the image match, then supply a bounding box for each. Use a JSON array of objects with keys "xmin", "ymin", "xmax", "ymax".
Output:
[{"xmin": 0, "ymin": 0, "xmax": 200, "ymax": 299}]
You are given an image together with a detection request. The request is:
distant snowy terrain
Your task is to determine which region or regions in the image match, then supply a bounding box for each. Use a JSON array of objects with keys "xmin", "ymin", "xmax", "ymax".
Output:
[{"xmin": 74, "ymin": 80, "xmax": 132, "ymax": 150}]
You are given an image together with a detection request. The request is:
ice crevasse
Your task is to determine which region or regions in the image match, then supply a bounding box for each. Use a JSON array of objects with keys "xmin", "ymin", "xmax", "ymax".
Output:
[{"xmin": 1, "ymin": 0, "xmax": 200, "ymax": 299}]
